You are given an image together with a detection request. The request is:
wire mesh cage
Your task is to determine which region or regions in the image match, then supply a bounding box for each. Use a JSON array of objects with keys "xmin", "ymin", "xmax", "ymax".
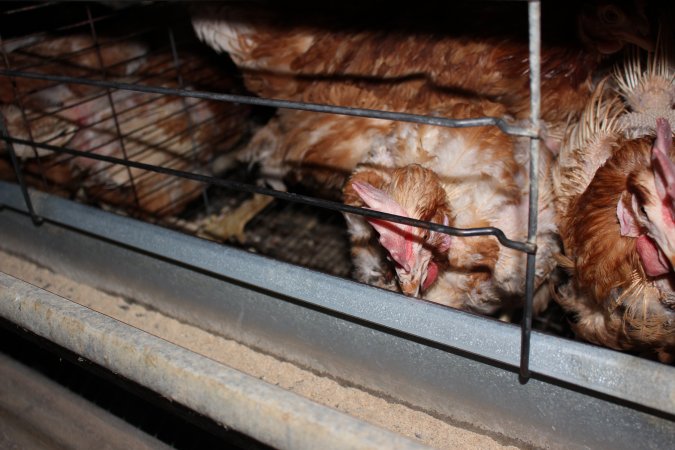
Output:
[
  {"xmin": 0, "ymin": 0, "xmax": 617, "ymax": 379},
  {"xmin": 2, "ymin": 0, "xmax": 673, "ymax": 382},
  {"xmin": 2, "ymin": 2, "xmax": 675, "ymax": 448},
  {"xmin": 0, "ymin": 2, "xmax": 253, "ymax": 219}
]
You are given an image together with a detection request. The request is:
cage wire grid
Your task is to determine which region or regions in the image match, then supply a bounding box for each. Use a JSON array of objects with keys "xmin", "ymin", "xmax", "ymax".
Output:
[{"xmin": 0, "ymin": 1, "xmax": 546, "ymax": 379}]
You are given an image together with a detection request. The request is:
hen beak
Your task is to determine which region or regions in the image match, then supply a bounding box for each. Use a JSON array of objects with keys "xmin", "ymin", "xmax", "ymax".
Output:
[
  {"xmin": 398, "ymin": 255, "xmax": 439, "ymax": 298},
  {"xmin": 647, "ymin": 224, "xmax": 675, "ymax": 276},
  {"xmin": 400, "ymin": 281, "xmax": 421, "ymax": 297},
  {"xmin": 397, "ymin": 268, "xmax": 423, "ymax": 298},
  {"xmin": 659, "ymin": 245, "xmax": 675, "ymax": 275},
  {"xmin": 396, "ymin": 257, "xmax": 429, "ymax": 298},
  {"xmin": 661, "ymin": 232, "xmax": 675, "ymax": 271}
]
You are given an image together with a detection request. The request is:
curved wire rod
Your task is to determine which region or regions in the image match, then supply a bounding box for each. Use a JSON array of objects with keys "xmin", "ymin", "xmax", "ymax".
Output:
[
  {"xmin": 0, "ymin": 69, "xmax": 537, "ymax": 137},
  {"xmin": 0, "ymin": 136, "xmax": 536, "ymax": 254}
]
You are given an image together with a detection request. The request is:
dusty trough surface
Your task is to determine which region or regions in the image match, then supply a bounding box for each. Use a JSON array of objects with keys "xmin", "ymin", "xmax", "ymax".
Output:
[{"xmin": 0, "ymin": 249, "xmax": 522, "ymax": 449}]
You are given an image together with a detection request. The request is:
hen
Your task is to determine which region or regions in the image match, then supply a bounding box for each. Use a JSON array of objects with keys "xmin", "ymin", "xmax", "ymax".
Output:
[
  {"xmin": 553, "ymin": 42, "xmax": 675, "ymax": 362},
  {"xmin": 190, "ymin": 1, "xmax": 653, "ymax": 241},
  {"xmin": 343, "ymin": 99, "xmax": 559, "ymax": 314},
  {"xmin": 1, "ymin": 33, "xmax": 250, "ymax": 217},
  {"xmin": 193, "ymin": 1, "xmax": 653, "ymax": 146}
]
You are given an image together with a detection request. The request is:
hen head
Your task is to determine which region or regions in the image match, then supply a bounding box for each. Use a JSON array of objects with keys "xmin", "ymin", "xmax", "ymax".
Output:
[
  {"xmin": 577, "ymin": 0, "xmax": 653, "ymax": 54},
  {"xmin": 618, "ymin": 118, "xmax": 675, "ymax": 276},
  {"xmin": 349, "ymin": 165, "xmax": 452, "ymax": 297}
]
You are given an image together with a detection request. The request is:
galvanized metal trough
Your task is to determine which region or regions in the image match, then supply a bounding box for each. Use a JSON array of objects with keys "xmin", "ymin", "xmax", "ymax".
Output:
[{"xmin": 0, "ymin": 181, "xmax": 674, "ymax": 449}]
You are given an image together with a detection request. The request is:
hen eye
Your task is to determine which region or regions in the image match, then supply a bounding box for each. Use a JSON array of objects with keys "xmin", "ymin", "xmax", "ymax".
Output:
[{"xmin": 599, "ymin": 6, "xmax": 623, "ymax": 25}]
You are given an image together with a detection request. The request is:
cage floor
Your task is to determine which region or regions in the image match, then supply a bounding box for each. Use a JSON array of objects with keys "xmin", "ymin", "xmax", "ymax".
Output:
[{"xmin": 180, "ymin": 177, "xmax": 353, "ymax": 279}]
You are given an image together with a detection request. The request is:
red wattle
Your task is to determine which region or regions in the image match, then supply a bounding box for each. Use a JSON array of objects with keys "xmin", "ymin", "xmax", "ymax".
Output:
[
  {"xmin": 422, "ymin": 261, "xmax": 439, "ymax": 292},
  {"xmin": 636, "ymin": 235, "xmax": 670, "ymax": 277}
]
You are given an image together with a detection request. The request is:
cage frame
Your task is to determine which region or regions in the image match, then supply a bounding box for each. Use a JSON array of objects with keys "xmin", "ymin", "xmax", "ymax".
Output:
[{"xmin": 0, "ymin": 1, "xmax": 673, "ymax": 448}]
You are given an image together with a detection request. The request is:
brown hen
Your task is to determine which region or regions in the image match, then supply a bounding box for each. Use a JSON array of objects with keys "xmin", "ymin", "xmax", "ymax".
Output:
[
  {"xmin": 193, "ymin": 1, "xmax": 653, "ymax": 143},
  {"xmin": 189, "ymin": 1, "xmax": 654, "ymax": 241},
  {"xmin": 342, "ymin": 98, "xmax": 559, "ymax": 314},
  {"xmin": 553, "ymin": 41, "xmax": 675, "ymax": 362}
]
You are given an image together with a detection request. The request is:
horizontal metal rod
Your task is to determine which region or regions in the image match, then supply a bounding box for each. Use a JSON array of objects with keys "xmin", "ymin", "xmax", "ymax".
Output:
[
  {"xmin": 7, "ymin": 30, "xmax": 164, "ymax": 73},
  {"xmin": 11, "ymin": 44, "xmax": 196, "ymax": 107},
  {"xmin": 25, "ymin": 55, "xmax": 213, "ymax": 124},
  {"xmin": 0, "ymin": 69, "xmax": 537, "ymax": 137},
  {"xmin": 1, "ymin": 1, "xmax": 57, "ymax": 15},
  {"xmin": 1, "ymin": 135, "xmax": 535, "ymax": 253}
]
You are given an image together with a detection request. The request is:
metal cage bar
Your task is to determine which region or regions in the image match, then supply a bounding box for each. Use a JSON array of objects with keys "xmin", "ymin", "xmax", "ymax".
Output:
[
  {"xmin": 0, "ymin": 69, "xmax": 538, "ymax": 138},
  {"xmin": 0, "ymin": 119, "xmax": 41, "ymax": 225},
  {"xmin": 168, "ymin": 27, "xmax": 212, "ymax": 214},
  {"xmin": 85, "ymin": 5, "xmax": 141, "ymax": 208},
  {"xmin": 520, "ymin": 0, "xmax": 541, "ymax": 381},
  {"xmin": 0, "ymin": 30, "xmax": 51, "ymax": 190},
  {"xmin": 0, "ymin": 135, "xmax": 536, "ymax": 254}
]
